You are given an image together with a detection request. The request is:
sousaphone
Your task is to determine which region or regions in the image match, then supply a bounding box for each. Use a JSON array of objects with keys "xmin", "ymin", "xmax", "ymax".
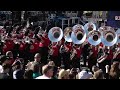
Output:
[
  {"xmin": 64, "ymin": 27, "xmax": 72, "ymax": 42},
  {"xmin": 71, "ymin": 24, "xmax": 86, "ymax": 44},
  {"xmin": 48, "ymin": 27, "xmax": 63, "ymax": 42},
  {"xmin": 98, "ymin": 26, "xmax": 109, "ymax": 34},
  {"xmin": 116, "ymin": 29, "xmax": 120, "ymax": 43},
  {"xmin": 88, "ymin": 30, "xmax": 101, "ymax": 46},
  {"xmin": 84, "ymin": 22, "xmax": 96, "ymax": 35},
  {"xmin": 101, "ymin": 26, "xmax": 117, "ymax": 46}
]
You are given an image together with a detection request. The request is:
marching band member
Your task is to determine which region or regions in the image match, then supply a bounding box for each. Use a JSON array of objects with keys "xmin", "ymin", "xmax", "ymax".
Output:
[
  {"xmin": 74, "ymin": 44, "xmax": 83, "ymax": 68},
  {"xmin": 82, "ymin": 41, "xmax": 91, "ymax": 67},
  {"xmin": 88, "ymin": 45, "xmax": 98, "ymax": 72},
  {"xmin": 61, "ymin": 42, "xmax": 72, "ymax": 69},
  {"xmin": 28, "ymin": 36, "xmax": 39, "ymax": 61},
  {"xmin": 97, "ymin": 46, "xmax": 113, "ymax": 74},
  {"xmin": 50, "ymin": 42, "xmax": 60, "ymax": 67},
  {"xmin": 19, "ymin": 40, "xmax": 26, "ymax": 58},
  {"xmin": 40, "ymin": 32, "xmax": 50, "ymax": 65},
  {"xmin": 70, "ymin": 44, "xmax": 77, "ymax": 68},
  {"xmin": 113, "ymin": 45, "xmax": 120, "ymax": 62},
  {"xmin": 2, "ymin": 37, "xmax": 14, "ymax": 54}
]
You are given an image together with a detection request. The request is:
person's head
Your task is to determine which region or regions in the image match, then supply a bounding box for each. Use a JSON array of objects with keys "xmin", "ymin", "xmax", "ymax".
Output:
[
  {"xmin": 70, "ymin": 68, "xmax": 78, "ymax": 76},
  {"xmin": 58, "ymin": 69, "xmax": 69, "ymax": 79},
  {"xmin": 2, "ymin": 63, "xmax": 10, "ymax": 73},
  {"xmin": 24, "ymin": 70, "xmax": 33, "ymax": 79},
  {"xmin": 93, "ymin": 69, "xmax": 104, "ymax": 79},
  {"xmin": 78, "ymin": 70, "xmax": 93, "ymax": 79},
  {"xmin": 0, "ymin": 55, "xmax": 7, "ymax": 65},
  {"xmin": 48, "ymin": 61, "xmax": 55, "ymax": 66},
  {"xmin": 34, "ymin": 53, "xmax": 41, "ymax": 62},
  {"xmin": 52, "ymin": 66, "xmax": 58, "ymax": 77},
  {"xmin": 66, "ymin": 69, "xmax": 71, "ymax": 73},
  {"xmin": 111, "ymin": 61, "xmax": 120, "ymax": 70},
  {"xmin": 92, "ymin": 65, "xmax": 99, "ymax": 73},
  {"xmin": 109, "ymin": 61, "xmax": 120, "ymax": 79},
  {"xmin": 42, "ymin": 65, "xmax": 54, "ymax": 78},
  {"xmin": 69, "ymin": 73, "xmax": 75, "ymax": 79},
  {"xmin": 6, "ymin": 51, "xmax": 13, "ymax": 59}
]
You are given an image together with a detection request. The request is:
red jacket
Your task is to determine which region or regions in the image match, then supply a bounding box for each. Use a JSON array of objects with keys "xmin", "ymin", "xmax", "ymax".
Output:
[
  {"xmin": 106, "ymin": 50, "xmax": 113, "ymax": 60},
  {"xmin": 91, "ymin": 47, "xmax": 98, "ymax": 58},
  {"xmin": 76, "ymin": 47, "xmax": 82, "ymax": 58},
  {"xmin": 42, "ymin": 36, "xmax": 50, "ymax": 47},
  {"xmin": 19, "ymin": 42, "xmax": 26, "ymax": 51},
  {"xmin": 29, "ymin": 41, "xmax": 39, "ymax": 53},
  {"xmin": 3, "ymin": 40, "xmax": 14, "ymax": 53},
  {"xmin": 52, "ymin": 45, "xmax": 59, "ymax": 56}
]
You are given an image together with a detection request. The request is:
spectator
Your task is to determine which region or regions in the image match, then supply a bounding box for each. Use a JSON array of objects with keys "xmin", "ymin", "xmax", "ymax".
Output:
[
  {"xmin": 48, "ymin": 61, "xmax": 58, "ymax": 79},
  {"xmin": 69, "ymin": 73, "xmax": 76, "ymax": 79},
  {"xmin": 92, "ymin": 65, "xmax": 99, "ymax": 74},
  {"xmin": 6, "ymin": 51, "xmax": 14, "ymax": 65},
  {"xmin": 32, "ymin": 63, "xmax": 41, "ymax": 79},
  {"xmin": 0, "ymin": 63, "xmax": 11, "ymax": 79},
  {"xmin": 26, "ymin": 53, "xmax": 42, "ymax": 73},
  {"xmin": 35, "ymin": 65, "xmax": 54, "ymax": 79},
  {"xmin": 0, "ymin": 55, "xmax": 7, "ymax": 73},
  {"xmin": 12, "ymin": 60, "xmax": 24, "ymax": 79},
  {"xmin": 93, "ymin": 69, "xmax": 104, "ymax": 79},
  {"xmin": 109, "ymin": 61, "xmax": 120, "ymax": 79},
  {"xmin": 24, "ymin": 70, "xmax": 33, "ymax": 79},
  {"xmin": 58, "ymin": 69, "xmax": 69, "ymax": 79},
  {"xmin": 78, "ymin": 70, "xmax": 93, "ymax": 79}
]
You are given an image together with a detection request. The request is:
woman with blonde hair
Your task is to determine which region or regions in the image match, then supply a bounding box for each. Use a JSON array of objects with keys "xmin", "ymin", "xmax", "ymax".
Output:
[{"xmin": 58, "ymin": 69, "xmax": 69, "ymax": 79}]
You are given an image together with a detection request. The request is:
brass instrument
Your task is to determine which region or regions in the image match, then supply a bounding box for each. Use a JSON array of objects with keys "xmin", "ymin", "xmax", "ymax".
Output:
[
  {"xmin": 116, "ymin": 29, "xmax": 120, "ymax": 43},
  {"xmin": 48, "ymin": 27, "xmax": 63, "ymax": 42},
  {"xmin": 64, "ymin": 27, "xmax": 72, "ymax": 42},
  {"xmin": 71, "ymin": 24, "xmax": 86, "ymax": 44},
  {"xmin": 84, "ymin": 22, "xmax": 96, "ymax": 35},
  {"xmin": 101, "ymin": 26, "xmax": 117, "ymax": 46},
  {"xmin": 87, "ymin": 30, "xmax": 101, "ymax": 46}
]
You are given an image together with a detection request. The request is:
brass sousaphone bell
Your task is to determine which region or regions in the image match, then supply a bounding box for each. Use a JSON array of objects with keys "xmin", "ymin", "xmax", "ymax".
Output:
[
  {"xmin": 87, "ymin": 30, "xmax": 101, "ymax": 46},
  {"xmin": 71, "ymin": 24, "xmax": 86, "ymax": 44},
  {"xmin": 64, "ymin": 27, "xmax": 72, "ymax": 42},
  {"xmin": 84, "ymin": 22, "xmax": 96, "ymax": 35},
  {"xmin": 101, "ymin": 26, "xmax": 117, "ymax": 46},
  {"xmin": 48, "ymin": 27, "xmax": 63, "ymax": 42},
  {"xmin": 116, "ymin": 29, "xmax": 120, "ymax": 43}
]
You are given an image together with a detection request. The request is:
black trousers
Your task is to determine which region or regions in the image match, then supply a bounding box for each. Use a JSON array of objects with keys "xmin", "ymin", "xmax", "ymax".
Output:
[
  {"xmin": 62, "ymin": 52, "xmax": 70, "ymax": 69},
  {"xmin": 40, "ymin": 47, "xmax": 48, "ymax": 65},
  {"xmin": 83, "ymin": 54, "xmax": 88, "ymax": 67},
  {"xmin": 88, "ymin": 57, "xmax": 97, "ymax": 72},
  {"xmin": 71, "ymin": 57, "xmax": 80, "ymax": 69}
]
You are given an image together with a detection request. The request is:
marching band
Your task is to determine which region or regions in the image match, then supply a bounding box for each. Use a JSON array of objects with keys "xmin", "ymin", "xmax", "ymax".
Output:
[{"xmin": 0, "ymin": 21, "xmax": 120, "ymax": 75}]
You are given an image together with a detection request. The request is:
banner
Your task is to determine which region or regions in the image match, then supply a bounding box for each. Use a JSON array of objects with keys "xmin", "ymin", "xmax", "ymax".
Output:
[{"xmin": 107, "ymin": 11, "xmax": 120, "ymax": 28}]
